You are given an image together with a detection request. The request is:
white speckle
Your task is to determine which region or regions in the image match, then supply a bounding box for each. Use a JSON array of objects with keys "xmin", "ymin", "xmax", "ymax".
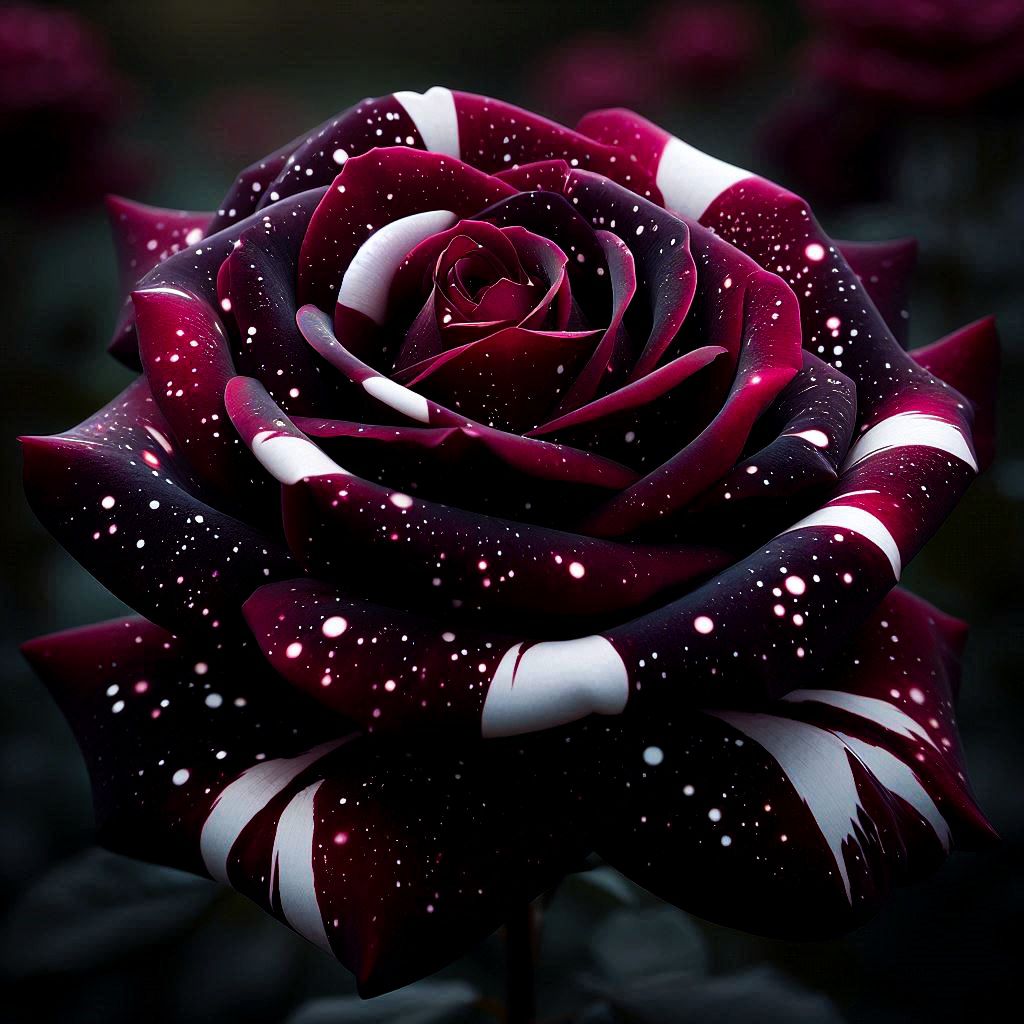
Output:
[
  {"xmin": 568, "ymin": 561, "xmax": 586, "ymax": 579},
  {"xmin": 643, "ymin": 745, "xmax": 664, "ymax": 766},
  {"xmin": 805, "ymin": 242, "xmax": 826, "ymax": 262},
  {"xmin": 172, "ymin": 768, "xmax": 190, "ymax": 786},
  {"xmin": 205, "ymin": 693, "xmax": 223, "ymax": 709},
  {"xmin": 286, "ymin": 642, "xmax": 303, "ymax": 659},
  {"xmin": 784, "ymin": 575, "xmax": 807, "ymax": 596},
  {"xmin": 322, "ymin": 616, "xmax": 348, "ymax": 638},
  {"xmin": 708, "ymin": 807, "xmax": 722, "ymax": 822},
  {"xmin": 694, "ymin": 615, "xmax": 714, "ymax": 635}
]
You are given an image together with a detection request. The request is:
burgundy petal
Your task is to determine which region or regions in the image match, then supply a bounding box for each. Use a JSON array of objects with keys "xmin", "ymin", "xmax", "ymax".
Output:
[
  {"xmin": 105, "ymin": 196, "xmax": 212, "ymax": 365},
  {"xmin": 912, "ymin": 317, "xmax": 1000, "ymax": 471},
  {"xmin": 132, "ymin": 286, "xmax": 268, "ymax": 509},
  {"xmin": 217, "ymin": 189, "xmax": 342, "ymax": 416},
  {"xmin": 561, "ymin": 170, "xmax": 697, "ymax": 381},
  {"xmin": 837, "ymin": 238, "xmax": 917, "ymax": 347},
  {"xmin": 562, "ymin": 588, "xmax": 993, "ymax": 938},
  {"xmin": 23, "ymin": 617, "xmax": 582, "ymax": 997},
  {"xmin": 227, "ymin": 378, "xmax": 726, "ymax": 628},
  {"xmin": 21, "ymin": 378, "xmax": 291, "ymax": 637}
]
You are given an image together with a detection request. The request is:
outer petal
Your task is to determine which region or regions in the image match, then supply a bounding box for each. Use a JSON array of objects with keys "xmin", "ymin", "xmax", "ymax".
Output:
[
  {"xmin": 21, "ymin": 378, "xmax": 292, "ymax": 637},
  {"xmin": 105, "ymin": 196, "xmax": 212, "ymax": 365},
  {"xmin": 561, "ymin": 588, "xmax": 993, "ymax": 938},
  {"xmin": 23, "ymin": 617, "xmax": 584, "ymax": 996},
  {"xmin": 836, "ymin": 238, "xmax": 917, "ymax": 347}
]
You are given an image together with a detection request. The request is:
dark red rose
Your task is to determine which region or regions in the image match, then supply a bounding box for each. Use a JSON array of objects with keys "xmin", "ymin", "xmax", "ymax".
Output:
[
  {"xmin": 22, "ymin": 88, "xmax": 998, "ymax": 996},
  {"xmin": 0, "ymin": 4, "xmax": 142, "ymax": 214},
  {"xmin": 802, "ymin": 0, "xmax": 1024, "ymax": 107}
]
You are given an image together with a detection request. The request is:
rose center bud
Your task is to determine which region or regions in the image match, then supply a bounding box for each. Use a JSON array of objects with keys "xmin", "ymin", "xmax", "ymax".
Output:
[{"xmin": 376, "ymin": 219, "xmax": 593, "ymax": 432}]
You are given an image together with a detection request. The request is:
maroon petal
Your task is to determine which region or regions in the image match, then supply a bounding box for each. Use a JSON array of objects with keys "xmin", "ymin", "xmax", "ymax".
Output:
[
  {"xmin": 561, "ymin": 170, "xmax": 697, "ymax": 381},
  {"xmin": 562, "ymin": 588, "xmax": 993, "ymax": 938},
  {"xmin": 837, "ymin": 238, "xmax": 917, "ymax": 347},
  {"xmin": 227, "ymin": 378, "xmax": 725, "ymax": 627},
  {"xmin": 581, "ymin": 231, "xmax": 804, "ymax": 535},
  {"xmin": 685, "ymin": 353, "xmax": 858, "ymax": 533},
  {"xmin": 494, "ymin": 159, "xmax": 572, "ymax": 192},
  {"xmin": 23, "ymin": 617, "xmax": 582, "ymax": 997},
  {"xmin": 296, "ymin": 306, "xmax": 638, "ymax": 501},
  {"xmin": 105, "ymin": 196, "xmax": 212, "ymax": 365},
  {"xmin": 396, "ymin": 326, "xmax": 596, "ymax": 433},
  {"xmin": 453, "ymin": 91, "xmax": 661, "ymax": 200},
  {"xmin": 132, "ymin": 286, "xmax": 268, "ymax": 508},
  {"xmin": 297, "ymin": 148, "xmax": 516, "ymax": 318},
  {"xmin": 21, "ymin": 378, "xmax": 292, "ymax": 637},
  {"xmin": 912, "ymin": 317, "xmax": 1000, "ymax": 471}
]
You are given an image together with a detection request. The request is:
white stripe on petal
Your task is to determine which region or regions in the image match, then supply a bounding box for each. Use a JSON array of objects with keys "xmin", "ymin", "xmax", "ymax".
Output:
[
  {"xmin": 200, "ymin": 738, "xmax": 348, "ymax": 884},
  {"xmin": 339, "ymin": 209, "xmax": 457, "ymax": 322},
  {"xmin": 711, "ymin": 711, "xmax": 863, "ymax": 901},
  {"xmin": 782, "ymin": 690, "xmax": 940, "ymax": 750},
  {"xmin": 779, "ymin": 505, "xmax": 902, "ymax": 578},
  {"xmin": 843, "ymin": 411, "xmax": 978, "ymax": 473},
  {"xmin": 270, "ymin": 780, "xmax": 332, "ymax": 951},
  {"xmin": 656, "ymin": 136, "xmax": 748, "ymax": 218},
  {"xmin": 482, "ymin": 635, "xmax": 628, "ymax": 737},
  {"xmin": 840, "ymin": 733, "xmax": 951, "ymax": 850},
  {"xmin": 362, "ymin": 376, "xmax": 432, "ymax": 423},
  {"xmin": 251, "ymin": 431, "xmax": 347, "ymax": 485},
  {"xmin": 394, "ymin": 87, "xmax": 460, "ymax": 157}
]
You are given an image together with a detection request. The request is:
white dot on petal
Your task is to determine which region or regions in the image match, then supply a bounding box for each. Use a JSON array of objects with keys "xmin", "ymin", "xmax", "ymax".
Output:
[
  {"xmin": 642, "ymin": 745, "xmax": 664, "ymax": 766},
  {"xmin": 694, "ymin": 615, "xmax": 714, "ymax": 634},
  {"xmin": 322, "ymin": 616, "xmax": 348, "ymax": 638},
  {"xmin": 172, "ymin": 769, "xmax": 190, "ymax": 786},
  {"xmin": 285, "ymin": 642, "xmax": 303, "ymax": 659}
]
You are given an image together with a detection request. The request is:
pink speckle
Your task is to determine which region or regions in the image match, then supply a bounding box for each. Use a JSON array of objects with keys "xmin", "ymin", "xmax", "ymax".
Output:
[
  {"xmin": 142, "ymin": 450, "xmax": 161, "ymax": 468},
  {"xmin": 389, "ymin": 492, "xmax": 414, "ymax": 509},
  {"xmin": 805, "ymin": 242, "xmax": 826, "ymax": 262},
  {"xmin": 333, "ymin": 831, "xmax": 349, "ymax": 845},
  {"xmin": 322, "ymin": 615, "xmax": 348, "ymax": 638},
  {"xmin": 909, "ymin": 687, "xmax": 926, "ymax": 705},
  {"xmin": 569, "ymin": 561, "xmax": 586, "ymax": 579},
  {"xmin": 285, "ymin": 641, "xmax": 303, "ymax": 659},
  {"xmin": 101, "ymin": 495, "xmax": 116, "ymax": 509},
  {"xmin": 826, "ymin": 316, "xmax": 841, "ymax": 330},
  {"xmin": 784, "ymin": 575, "xmax": 806, "ymax": 596},
  {"xmin": 694, "ymin": 615, "xmax": 714, "ymax": 634}
]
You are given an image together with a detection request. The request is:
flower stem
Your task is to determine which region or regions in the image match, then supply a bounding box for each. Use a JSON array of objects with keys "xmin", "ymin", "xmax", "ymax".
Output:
[{"xmin": 504, "ymin": 901, "xmax": 537, "ymax": 1024}]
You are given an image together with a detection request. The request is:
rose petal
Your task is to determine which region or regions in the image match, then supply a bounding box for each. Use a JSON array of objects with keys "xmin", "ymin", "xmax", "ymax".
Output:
[
  {"xmin": 911, "ymin": 317, "xmax": 1000, "ymax": 471},
  {"xmin": 227, "ymin": 379, "xmax": 726, "ymax": 626},
  {"xmin": 23, "ymin": 616, "xmax": 582, "ymax": 997},
  {"xmin": 562, "ymin": 588, "xmax": 993, "ymax": 937},
  {"xmin": 105, "ymin": 196, "xmax": 212, "ymax": 366},
  {"xmin": 21, "ymin": 378, "xmax": 292, "ymax": 637},
  {"xmin": 837, "ymin": 238, "xmax": 917, "ymax": 347}
]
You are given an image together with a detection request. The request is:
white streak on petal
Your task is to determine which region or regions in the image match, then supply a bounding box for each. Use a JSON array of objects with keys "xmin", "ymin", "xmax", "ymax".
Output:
[
  {"xmin": 200, "ymin": 738, "xmax": 348, "ymax": 884},
  {"xmin": 782, "ymin": 690, "xmax": 940, "ymax": 750},
  {"xmin": 481, "ymin": 636, "xmax": 628, "ymax": 737},
  {"xmin": 362, "ymin": 376, "xmax": 431, "ymax": 423},
  {"xmin": 270, "ymin": 780, "xmax": 332, "ymax": 951},
  {"xmin": 711, "ymin": 711, "xmax": 862, "ymax": 901},
  {"xmin": 839, "ymin": 733, "xmax": 951, "ymax": 850},
  {"xmin": 779, "ymin": 505, "xmax": 902, "ymax": 578},
  {"xmin": 843, "ymin": 412, "xmax": 977, "ymax": 473},
  {"xmin": 394, "ymin": 87, "xmax": 460, "ymax": 157},
  {"xmin": 251, "ymin": 431, "xmax": 347, "ymax": 484},
  {"xmin": 656, "ymin": 136, "xmax": 748, "ymax": 218},
  {"xmin": 339, "ymin": 210, "xmax": 457, "ymax": 322}
]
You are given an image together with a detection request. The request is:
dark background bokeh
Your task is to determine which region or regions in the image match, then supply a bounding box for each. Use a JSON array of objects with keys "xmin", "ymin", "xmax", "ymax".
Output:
[{"xmin": 1, "ymin": 2, "xmax": 1021, "ymax": 1022}]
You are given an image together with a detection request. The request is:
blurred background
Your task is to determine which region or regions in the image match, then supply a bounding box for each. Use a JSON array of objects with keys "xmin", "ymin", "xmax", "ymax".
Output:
[{"xmin": 1, "ymin": 1, "xmax": 1021, "ymax": 1021}]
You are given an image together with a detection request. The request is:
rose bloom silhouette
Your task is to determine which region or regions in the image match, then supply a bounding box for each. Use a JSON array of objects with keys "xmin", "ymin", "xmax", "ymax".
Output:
[{"xmin": 21, "ymin": 88, "xmax": 999, "ymax": 996}]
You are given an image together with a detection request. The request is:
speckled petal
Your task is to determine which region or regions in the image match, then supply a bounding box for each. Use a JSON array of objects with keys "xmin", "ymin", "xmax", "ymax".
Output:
[
  {"xmin": 23, "ymin": 617, "xmax": 583, "ymax": 997},
  {"xmin": 105, "ymin": 196, "xmax": 212, "ymax": 365},
  {"xmin": 21, "ymin": 378, "xmax": 292, "ymax": 637},
  {"xmin": 562, "ymin": 588, "xmax": 994, "ymax": 937}
]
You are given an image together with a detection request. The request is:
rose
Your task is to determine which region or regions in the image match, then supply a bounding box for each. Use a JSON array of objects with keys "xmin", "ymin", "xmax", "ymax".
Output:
[
  {"xmin": 22, "ymin": 88, "xmax": 998, "ymax": 996},
  {"xmin": 801, "ymin": 0, "xmax": 1024, "ymax": 108}
]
